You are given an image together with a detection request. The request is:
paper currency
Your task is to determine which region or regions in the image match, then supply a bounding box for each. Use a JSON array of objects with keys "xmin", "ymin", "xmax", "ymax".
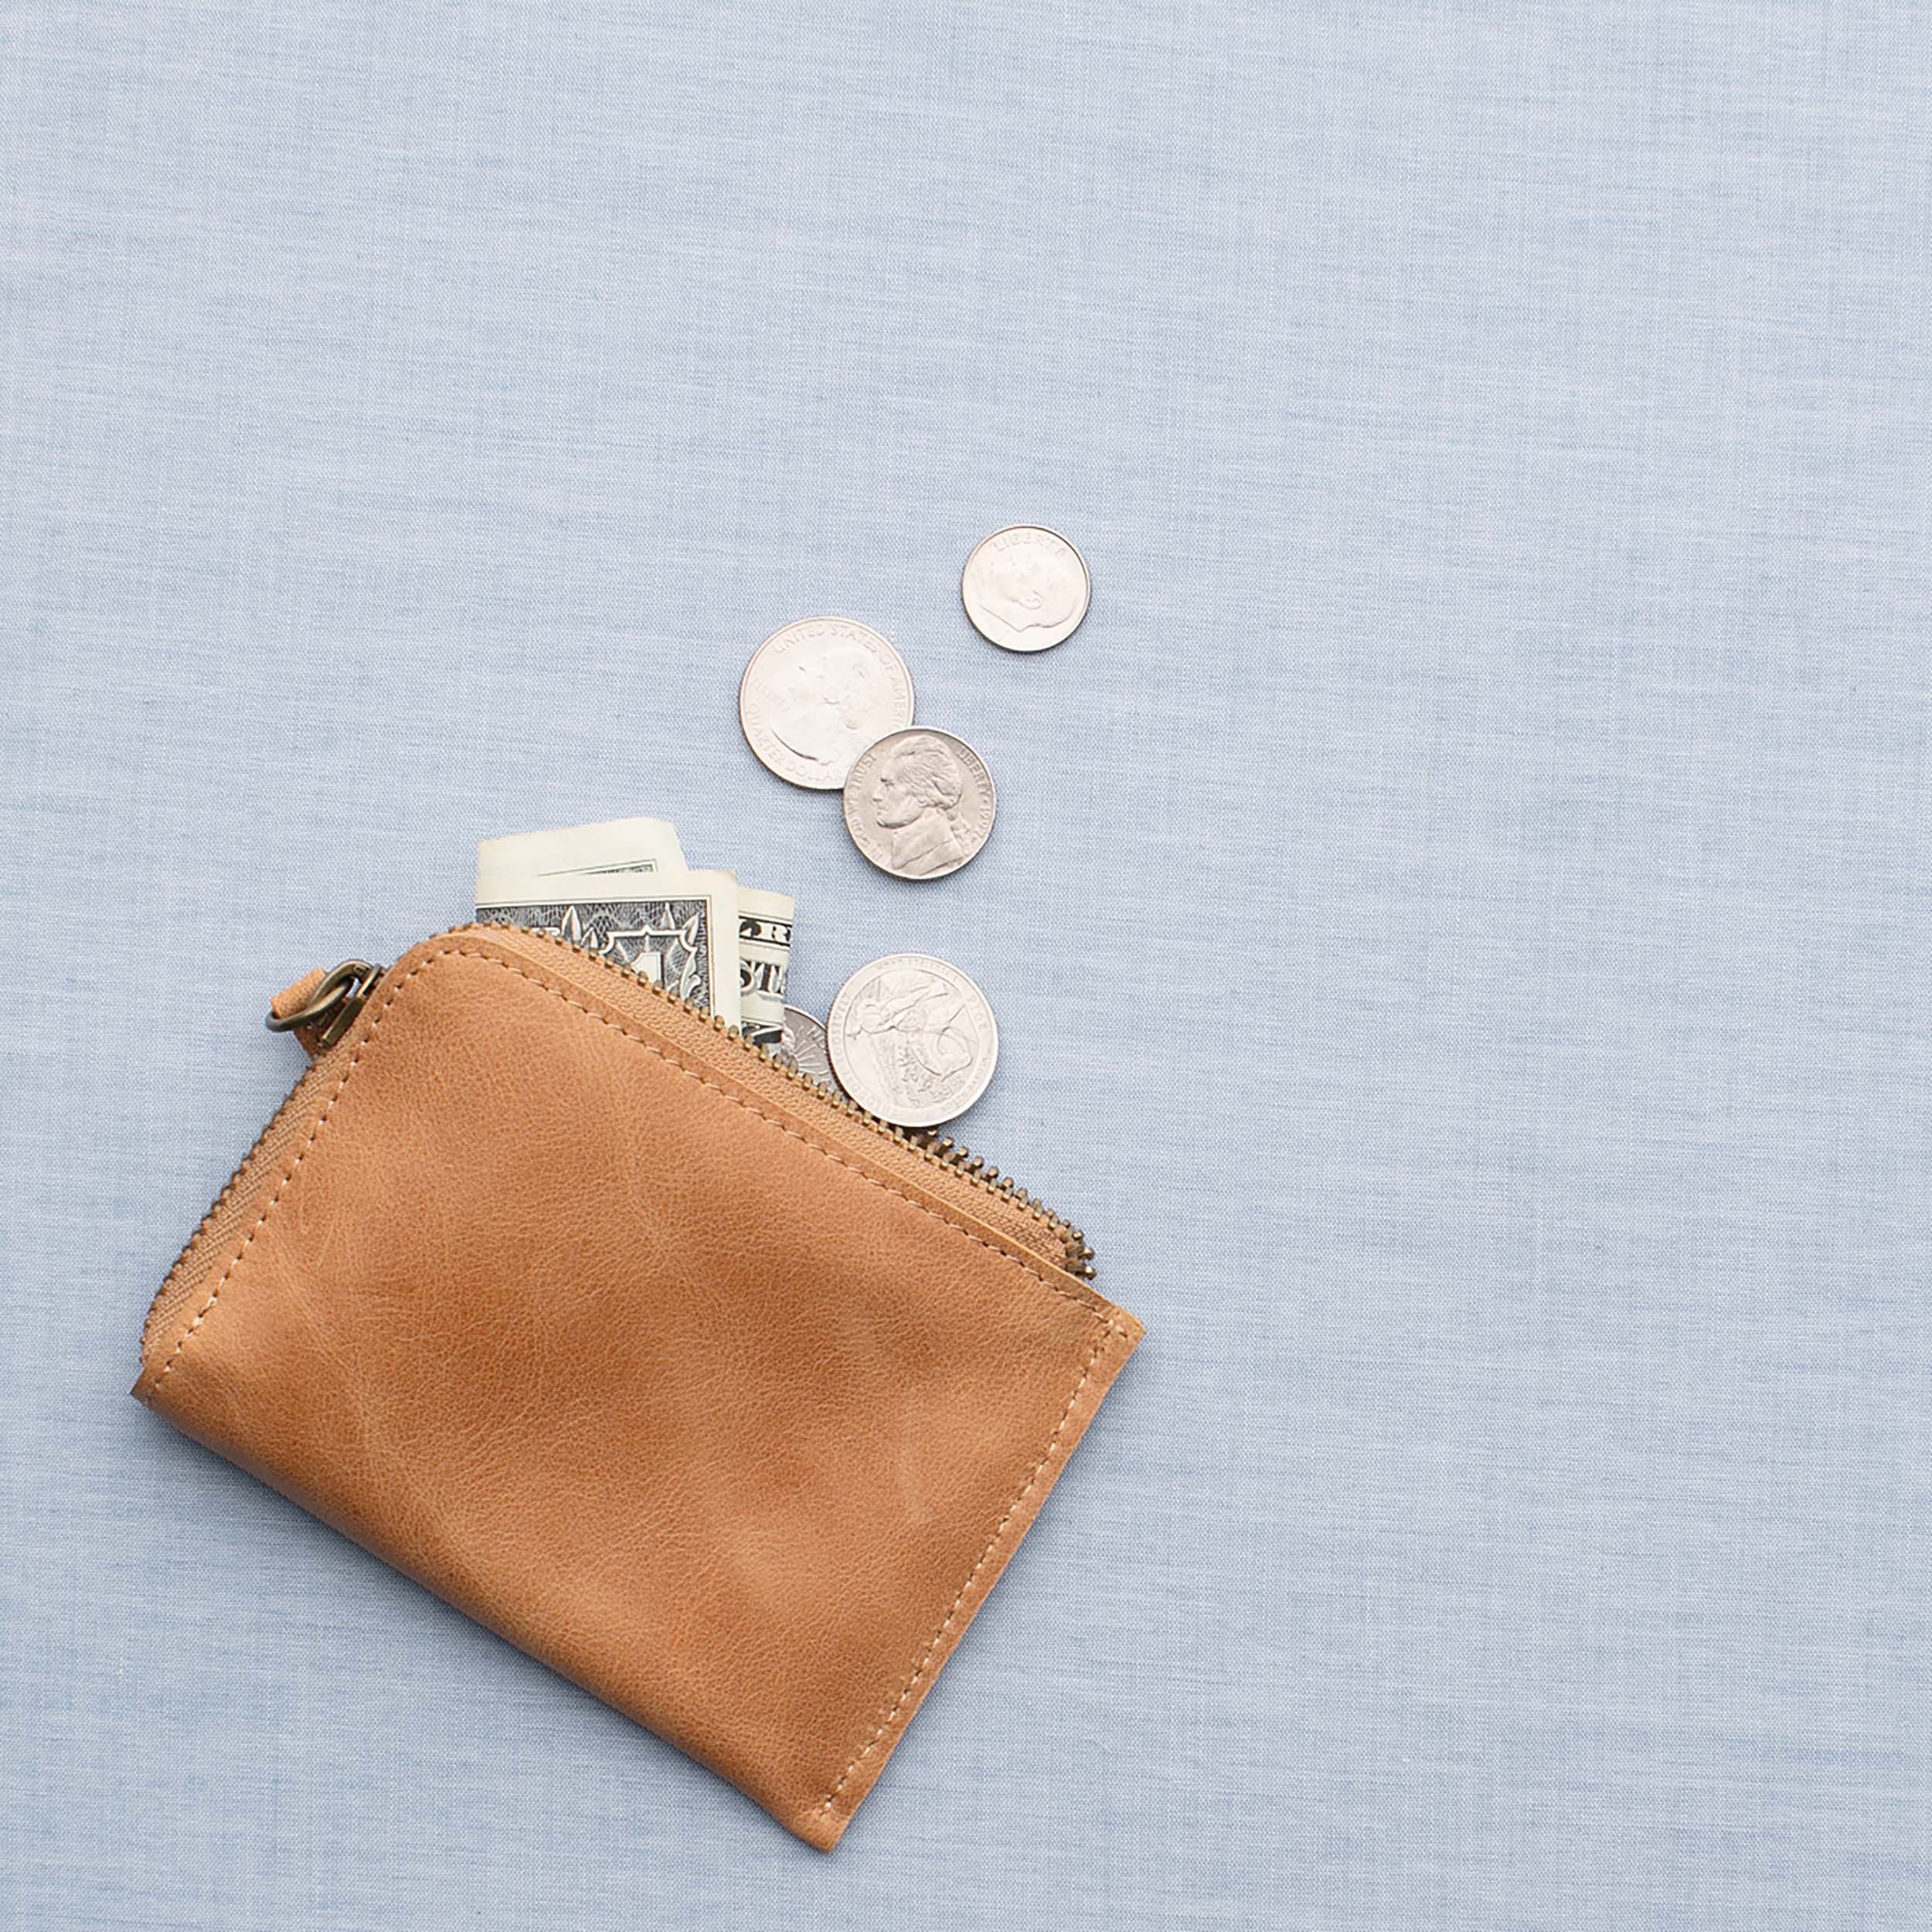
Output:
[
  {"xmin": 474, "ymin": 820, "xmax": 808, "ymax": 1039},
  {"xmin": 736, "ymin": 886, "xmax": 794, "ymax": 1049},
  {"xmin": 475, "ymin": 818, "xmax": 687, "ymax": 900},
  {"xmin": 478, "ymin": 872, "xmax": 743, "ymax": 1027}
]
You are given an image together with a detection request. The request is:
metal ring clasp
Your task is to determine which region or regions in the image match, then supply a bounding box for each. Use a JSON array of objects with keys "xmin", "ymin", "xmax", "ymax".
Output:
[{"xmin": 265, "ymin": 959, "xmax": 384, "ymax": 1049}]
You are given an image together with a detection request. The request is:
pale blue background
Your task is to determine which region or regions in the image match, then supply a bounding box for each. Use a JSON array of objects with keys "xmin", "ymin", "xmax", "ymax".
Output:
[{"xmin": 5, "ymin": 4, "xmax": 1931, "ymax": 1927}]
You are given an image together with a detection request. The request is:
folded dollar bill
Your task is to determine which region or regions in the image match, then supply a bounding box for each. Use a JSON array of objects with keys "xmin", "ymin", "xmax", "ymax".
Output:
[
  {"xmin": 474, "ymin": 818, "xmax": 792, "ymax": 1044},
  {"xmin": 475, "ymin": 817, "xmax": 687, "ymax": 899},
  {"xmin": 735, "ymin": 886, "xmax": 794, "ymax": 1049}
]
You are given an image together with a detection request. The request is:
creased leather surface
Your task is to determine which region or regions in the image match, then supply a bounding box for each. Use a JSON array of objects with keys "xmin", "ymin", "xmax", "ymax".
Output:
[{"xmin": 134, "ymin": 934, "xmax": 1142, "ymax": 1849}]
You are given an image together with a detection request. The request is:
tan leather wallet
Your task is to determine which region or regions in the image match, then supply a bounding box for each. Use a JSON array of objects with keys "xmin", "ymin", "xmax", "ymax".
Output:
[{"xmin": 135, "ymin": 923, "xmax": 1142, "ymax": 1849}]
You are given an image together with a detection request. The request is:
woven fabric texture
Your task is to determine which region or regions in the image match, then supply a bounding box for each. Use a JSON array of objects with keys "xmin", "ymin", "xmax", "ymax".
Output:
[{"xmin": 5, "ymin": 4, "xmax": 1931, "ymax": 1927}]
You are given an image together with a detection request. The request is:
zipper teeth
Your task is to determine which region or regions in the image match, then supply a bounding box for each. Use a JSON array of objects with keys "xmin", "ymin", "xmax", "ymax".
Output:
[
  {"xmin": 141, "ymin": 926, "xmax": 1099, "ymax": 1359},
  {"xmin": 141, "ymin": 1060, "xmax": 317, "ymax": 1355},
  {"xmin": 476, "ymin": 920, "xmax": 1097, "ymax": 1281}
]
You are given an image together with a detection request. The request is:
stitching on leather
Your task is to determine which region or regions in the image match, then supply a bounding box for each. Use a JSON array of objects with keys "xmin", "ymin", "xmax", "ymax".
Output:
[
  {"xmin": 815, "ymin": 1318, "xmax": 1121, "ymax": 1821},
  {"xmin": 457, "ymin": 951, "xmax": 1115, "ymax": 1320},
  {"xmin": 145, "ymin": 940, "xmax": 1121, "ymax": 1387},
  {"xmin": 144, "ymin": 940, "xmax": 1129, "ymax": 1821},
  {"xmin": 141, "ymin": 954, "xmax": 437, "ymax": 1396}
]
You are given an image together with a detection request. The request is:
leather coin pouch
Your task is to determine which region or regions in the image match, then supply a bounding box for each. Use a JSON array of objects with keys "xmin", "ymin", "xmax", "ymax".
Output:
[{"xmin": 134, "ymin": 924, "xmax": 1143, "ymax": 1849}]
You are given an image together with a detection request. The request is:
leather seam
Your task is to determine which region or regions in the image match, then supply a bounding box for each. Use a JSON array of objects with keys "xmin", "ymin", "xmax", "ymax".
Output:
[
  {"xmin": 142, "ymin": 940, "xmax": 1128, "ymax": 1821},
  {"xmin": 144, "ymin": 940, "xmax": 1121, "ymax": 1389},
  {"xmin": 813, "ymin": 1317, "xmax": 1122, "ymax": 1823},
  {"xmin": 140, "ymin": 955, "xmax": 431, "ymax": 1398},
  {"xmin": 461, "ymin": 947, "xmax": 1116, "ymax": 1323}
]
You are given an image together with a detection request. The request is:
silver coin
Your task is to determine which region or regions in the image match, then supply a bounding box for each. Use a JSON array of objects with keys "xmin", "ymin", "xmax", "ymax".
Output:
[
  {"xmin": 777, "ymin": 1004, "xmax": 846, "ymax": 1098},
  {"xmin": 738, "ymin": 617, "xmax": 916, "ymax": 790},
  {"xmin": 827, "ymin": 954, "xmax": 999, "ymax": 1128},
  {"xmin": 842, "ymin": 729, "xmax": 995, "ymax": 881},
  {"xmin": 961, "ymin": 526, "xmax": 1090, "ymax": 653}
]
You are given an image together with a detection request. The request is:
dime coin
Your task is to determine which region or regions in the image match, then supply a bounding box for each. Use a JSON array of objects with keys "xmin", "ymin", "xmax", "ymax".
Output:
[
  {"xmin": 961, "ymin": 526, "xmax": 1090, "ymax": 652},
  {"xmin": 738, "ymin": 617, "xmax": 916, "ymax": 790},
  {"xmin": 777, "ymin": 1004, "xmax": 845, "ymax": 1098},
  {"xmin": 842, "ymin": 729, "xmax": 995, "ymax": 881},
  {"xmin": 827, "ymin": 953, "xmax": 999, "ymax": 1129}
]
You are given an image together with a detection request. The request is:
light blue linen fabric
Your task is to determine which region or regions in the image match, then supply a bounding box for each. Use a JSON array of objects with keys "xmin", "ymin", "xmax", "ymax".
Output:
[{"xmin": 6, "ymin": 3, "xmax": 1932, "ymax": 1926}]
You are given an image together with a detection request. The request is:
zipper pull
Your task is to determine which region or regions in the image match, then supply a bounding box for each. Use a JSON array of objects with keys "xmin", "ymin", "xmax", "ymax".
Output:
[{"xmin": 266, "ymin": 959, "xmax": 386, "ymax": 1054}]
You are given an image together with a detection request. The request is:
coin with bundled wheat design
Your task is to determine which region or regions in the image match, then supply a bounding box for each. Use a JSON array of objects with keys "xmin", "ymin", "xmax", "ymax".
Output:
[
  {"xmin": 827, "ymin": 954, "xmax": 998, "ymax": 1128},
  {"xmin": 842, "ymin": 729, "xmax": 995, "ymax": 881}
]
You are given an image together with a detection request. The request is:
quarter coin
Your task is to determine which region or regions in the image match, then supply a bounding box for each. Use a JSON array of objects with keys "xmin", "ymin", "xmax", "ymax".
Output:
[
  {"xmin": 826, "ymin": 954, "xmax": 999, "ymax": 1129},
  {"xmin": 778, "ymin": 1004, "xmax": 845, "ymax": 1098},
  {"xmin": 738, "ymin": 617, "xmax": 916, "ymax": 790},
  {"xmin": 842, "ymin": 729, "xmax": 995, "ymax": 881},
  {"xmin": 961, "ymin": 526, "xmax": 1090, "ymax": 652}
]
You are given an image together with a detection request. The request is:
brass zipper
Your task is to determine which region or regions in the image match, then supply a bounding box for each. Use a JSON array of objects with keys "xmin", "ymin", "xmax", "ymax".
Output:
[
  {"xmin": 250, "ymin": 923, "xmax": 1097, "ymax": 1282},
  {"xmin": 141, "ymin": 1055, "xmax": 324, "ymax": 1359},
  {"xmin": 264, "ymin": 959, "xmax": 384, "ymax": 1049}
]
